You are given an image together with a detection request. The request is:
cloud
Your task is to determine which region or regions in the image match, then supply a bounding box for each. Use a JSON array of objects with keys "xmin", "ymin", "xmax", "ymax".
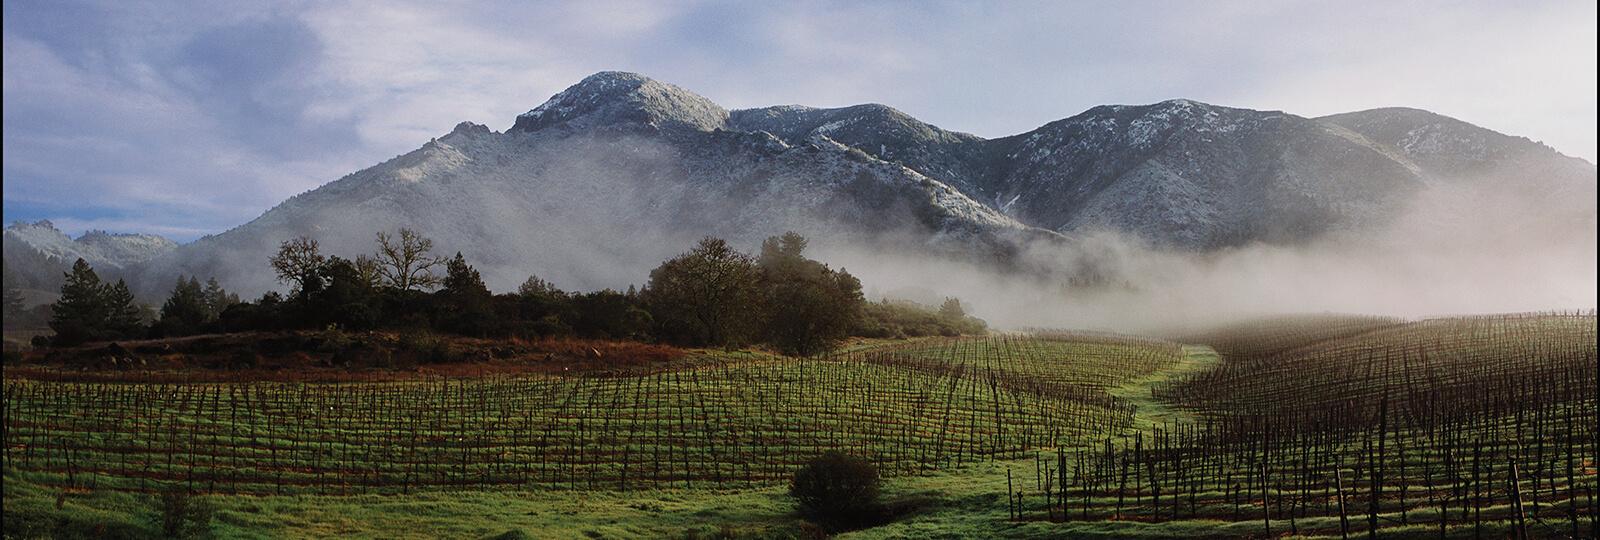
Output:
[{"xmin": 3, "ymin": 0, "xmax": 1595, "ymax": 242}]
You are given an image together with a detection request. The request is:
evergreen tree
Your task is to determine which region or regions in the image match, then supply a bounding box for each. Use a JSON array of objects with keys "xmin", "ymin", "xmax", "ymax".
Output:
[
  {"xmin": 442, "ymin": 253, "xmax": 489, "ymax": 298},
  {"xmin": 938, "ymin": 297, "xmax": 966, "ymax": 320},
  {"xmin": 49, "ymin": 258, "xmax": 108, "ymax": 345},
  {"xmin": 437, "ymin": 253, "xmax": 493, "ymax": 335},
  {"xmin": 103, "ymin": 279, "xmax": 146, "ymax": 338},
  {"xmin": 517, "ymin": 274, "xmax": 561, "ymax": 300},
  {"xmin": 159, "ymin": 276, "xmax": 209, "ymax": 336},
  {"xmin": 757, "ymin": 232, "xmax": 864, "ymax": 356},
  {"xmin": 202, "ymin": 277, "xmax": 239, "ymax": 321},
  {"xmin": 512, "ymin": 274, "xmax": 568, "ymax": 337},
  {"xmin": 309, "ymin": 257, "xmax": 379, "ymax": 330}
]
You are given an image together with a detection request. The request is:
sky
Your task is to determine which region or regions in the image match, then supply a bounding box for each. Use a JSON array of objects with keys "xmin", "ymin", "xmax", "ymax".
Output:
[{"xmin": 4, "ymin": 0, "xmax": 1596, "ymax": 242}]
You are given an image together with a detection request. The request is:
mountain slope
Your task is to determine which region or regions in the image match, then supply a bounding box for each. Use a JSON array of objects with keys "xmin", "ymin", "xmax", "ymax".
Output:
[
  {"xmin": 728, "ymin": 103, "xmax": 993, "ymax": 198},
  {"xmin": 2, "ymin": 221, "xmax": 176, "ymax": 296},
  {"xmin": 104, "ymin": 71, "xmax": 1593, "ymax": 298},
  {"xmin": 979, "ymin": 100, "xmax": 1430, "ymax": 247},
  {"xmin": 131, "ymin": 73, "xmax": 1046, "ymax": 297}
]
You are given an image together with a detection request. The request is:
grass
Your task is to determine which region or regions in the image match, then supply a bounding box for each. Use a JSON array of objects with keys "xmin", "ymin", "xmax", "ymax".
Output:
[
  {"xmin": 4, "ymin": 318, "xmax": 1595, "ymax": 538},
  {"xmin": 1103, "ymin": 345, "xmax": 1217, "ymax": 431},
  {"xmin": 3, "ymin": 336, "xmax": 1175, "ymax": 498},
  {"xmin": 6, "ymin": 457, "xmax": 1545, "ymax": 539}
]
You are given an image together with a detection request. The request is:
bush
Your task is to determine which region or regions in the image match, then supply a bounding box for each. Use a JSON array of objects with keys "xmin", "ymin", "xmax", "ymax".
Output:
[
  {"xmin": 399, "ymin": 331, "xmax": 459, "ymax": 363},
  {"xmin": 855, "ymin": 300, "xmax": 986, "ymax": 339},
  {"xmin": 148, "ymin": 486, "xmax": 214, "ymax": 539},
  {"xmin": 790, "ymin": 451, "xmax": 883, "ymax": 529}
]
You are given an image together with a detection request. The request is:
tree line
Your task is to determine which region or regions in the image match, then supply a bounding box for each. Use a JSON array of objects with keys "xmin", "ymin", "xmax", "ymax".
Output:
[{"xmin": 36, "ymin": 230, "xmax": 984, "ymax": 354}]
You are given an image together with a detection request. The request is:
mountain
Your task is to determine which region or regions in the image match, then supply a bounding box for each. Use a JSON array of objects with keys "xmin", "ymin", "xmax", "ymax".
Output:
[
  {"xmin": 128, "ymin": 72, "xmax": 1047, "ymax": 298},
  {"xmin": 43, "ymin": 71, "xmax": 1592, "ymax": 299},
  {"xmin": 977, "ymin": 100, "xmax": 1425, "ymax": 247},
  {"xmin": 3, "ymin": 220, "xmax": 177, "ymax": 298}
]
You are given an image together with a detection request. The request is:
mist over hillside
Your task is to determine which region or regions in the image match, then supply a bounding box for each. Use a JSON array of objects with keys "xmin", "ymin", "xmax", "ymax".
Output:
[
  {"xmin": 3, "ymin": 220, "xmax": 177, "ymax": 294},
  {"xmin": 6, "ymin": 72, "xmax": 1594, "ymax": 328}
]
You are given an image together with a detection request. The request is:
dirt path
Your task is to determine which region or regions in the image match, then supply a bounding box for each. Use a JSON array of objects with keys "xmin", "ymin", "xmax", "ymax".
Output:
[{"xmin": 1105, "ymin": 345, "xmax": 1219, "ymax": 430}]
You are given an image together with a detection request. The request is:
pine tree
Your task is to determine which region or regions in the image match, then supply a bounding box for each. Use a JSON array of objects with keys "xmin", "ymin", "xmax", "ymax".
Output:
[
  {"xmin": 103, "ymin": 279, "xmax": 146, "ymax": 339},
  {"xmin": 49, "ymin": 258, "xmax": 108, "ymax": 345},
  {"xmin": 442, "ymin": 253, "xmax": 489, "ymax": 298},
  {"xmin": 517, "ymin": 274, "xmax": 561, "ymax": 299},
  {"xmin": 938, "ymin": 297, "xmax": 966, "ymax": 320},
  {"xmin": 756, "ymin": 232, "xmax": 863, "ymax": 356},
  {"xmin": 202, "ymin": 277, "xmax": 238, "ymax": 321},
  {"xmin": 438, "ymin": 253, "xmax": 493, "ymax": 336},
  {"xmin": 159, "ymin": 276, "xmax": 209, "ymax": 336}
]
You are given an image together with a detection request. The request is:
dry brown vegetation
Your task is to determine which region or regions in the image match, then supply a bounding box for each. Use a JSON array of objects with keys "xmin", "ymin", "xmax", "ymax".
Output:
[{"xmin": 3, "ymin": 331, "xmax": 687, "ymax": 383}]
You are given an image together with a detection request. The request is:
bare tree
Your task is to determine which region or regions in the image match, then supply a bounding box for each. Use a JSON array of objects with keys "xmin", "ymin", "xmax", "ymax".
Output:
[
  {"xmin": 269, "ymin": 236, "xmax": 326, "ymax": 294},
  {"xmin": 354, "ymin": 254, "xmax": 384, "ymax": 289},
  {"xmin": 374, "ymin": 228, "xmax": 444, "ymax": 292}
]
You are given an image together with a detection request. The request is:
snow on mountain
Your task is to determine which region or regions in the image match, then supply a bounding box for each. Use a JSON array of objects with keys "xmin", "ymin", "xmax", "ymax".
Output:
[
  {"xmin": 86, "ymin": 71, "xmax": 1591, "ymax": 298},
  {"xmin": 4, "ymin": 221, "xmax": 176, "ymax": 268},
  {"xmin": 729, "ymin": 103, "xmax": 992, "ymax": 199},
  {"xmin": 512, "ymin": 71, "xmax": 729, "ymax": 134},
  {"xmin": 130, "ymin": 76, "xmax": 1044, "ymax": 298},
  {"xmin": 979, "ymin": 100, "xmax": 1434, "ymax": 248},
  {"xmin": 3, "ymin": 220, "xmax": 177, "ymax": 293}
]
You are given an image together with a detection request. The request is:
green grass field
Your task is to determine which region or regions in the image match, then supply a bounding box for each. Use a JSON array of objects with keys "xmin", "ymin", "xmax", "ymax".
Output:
[{"xmin": 5, "ymin": 315, "xmax": 1597, "ymax": 539}]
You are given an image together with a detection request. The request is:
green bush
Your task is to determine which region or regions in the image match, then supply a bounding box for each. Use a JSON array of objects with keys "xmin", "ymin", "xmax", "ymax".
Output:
[
  {"xmin": 148, "ymin": 486, "xmax": 213, "ymax": 539},
  {"xmin": 855, "ymin": 300, "xmax": 986, "ymax": 339},
  {"xmin": 790, "ymin": 451, "xmax": 883, "ymax": 529}
]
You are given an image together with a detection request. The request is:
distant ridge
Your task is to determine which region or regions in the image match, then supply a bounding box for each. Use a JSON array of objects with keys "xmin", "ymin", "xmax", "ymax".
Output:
[{"xmin": 4, "ymin": 71, "xmax": 1590, "ymax": 300}]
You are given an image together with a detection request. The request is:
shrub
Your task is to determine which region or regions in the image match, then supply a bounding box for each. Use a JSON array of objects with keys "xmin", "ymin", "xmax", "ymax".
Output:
[
  {"xmin": 399, "ymin": 331, "xmax": 458, "ymax": 363},
  {"xmin": 855, "ymin": 300, "xmax": 986, "ymax": 339},
  {"xmin": 790, "ymin": 451, "xmax": 883, "ymax": 528},
  {"xmin": 148, "ymin": 486, "xmax": 214, "ymax": 539}
]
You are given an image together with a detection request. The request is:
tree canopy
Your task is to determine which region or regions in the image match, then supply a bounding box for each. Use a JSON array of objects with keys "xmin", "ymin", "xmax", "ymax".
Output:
[{"xmin": 36, "ymin": 231, "xmax": 984, "ymax": 354}]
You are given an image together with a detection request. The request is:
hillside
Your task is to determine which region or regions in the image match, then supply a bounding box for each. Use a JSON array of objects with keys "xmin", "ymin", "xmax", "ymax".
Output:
[
  {"xmin": 2, "ymin": 221, "xmax": 176, "ymax": 298},
  {"xmin": 6, "ymin": 71, "xmax": 1584, "ymax": 299}
]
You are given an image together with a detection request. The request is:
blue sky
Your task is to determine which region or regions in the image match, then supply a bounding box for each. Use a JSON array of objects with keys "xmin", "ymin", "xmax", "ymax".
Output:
[{"xmin": 4, "ymin": 0, "xmax": 1596, "ymax": 242}]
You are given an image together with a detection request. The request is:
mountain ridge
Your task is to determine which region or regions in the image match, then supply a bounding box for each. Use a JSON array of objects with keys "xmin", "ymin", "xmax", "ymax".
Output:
[
  {"xmin": 2, "ymin": 220, "xmax": 177, "ymax": 294},
  {"xmin": 5, "ymin": 71, "xmax": 1593, "ymax": 302}
]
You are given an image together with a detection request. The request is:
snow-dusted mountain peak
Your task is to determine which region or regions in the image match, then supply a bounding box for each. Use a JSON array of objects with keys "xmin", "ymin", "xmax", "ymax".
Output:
[
  {"xmin": 511, "ymin": 71, "xmax": 728, "ymax": 133},
  {"xmin": 16, "ymin": 70, "xmax": 1584, "ymax": 299}
]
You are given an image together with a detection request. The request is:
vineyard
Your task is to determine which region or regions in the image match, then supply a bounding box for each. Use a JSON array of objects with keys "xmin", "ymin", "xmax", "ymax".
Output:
[
  {"xmin": 1007, "ymin": 312, "xmax": 1599, "ymax": 538},
  {"xmin": 4, "ymin": 313, "xmax": 1597, "ymax": 538},
  {"xmin": 2, "ymin": 335, "xmax": 1181, "ymax": 496}
]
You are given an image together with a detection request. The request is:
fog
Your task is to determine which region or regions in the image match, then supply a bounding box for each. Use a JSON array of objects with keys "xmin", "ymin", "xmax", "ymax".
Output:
[
  {"xmin": 816, "ymin": 177, "xmax": 1597, "ymax": 333},
  {"xmin": 116, "ymin": 130, "xmax": 1595, "ymax": 338}
]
